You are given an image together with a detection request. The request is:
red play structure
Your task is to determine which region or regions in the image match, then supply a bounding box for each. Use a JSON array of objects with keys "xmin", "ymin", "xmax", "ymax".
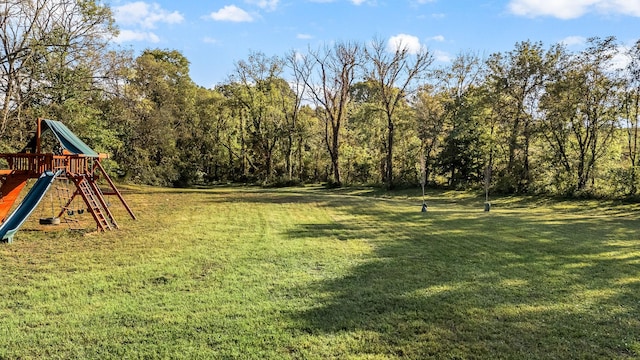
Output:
[{"xmin": 0, "ymin": 118, "xmax": 135, "ymax": 242}]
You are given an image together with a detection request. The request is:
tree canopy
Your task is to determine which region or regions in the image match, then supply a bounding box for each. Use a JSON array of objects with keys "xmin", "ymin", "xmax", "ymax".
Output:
[{"xmin": 1, "ymin": 1, "xmax": 639, "ymax": 197}]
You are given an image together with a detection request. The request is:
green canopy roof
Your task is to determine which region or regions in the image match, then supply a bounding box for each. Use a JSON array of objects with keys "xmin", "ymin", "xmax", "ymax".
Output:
[{"xmin": 42, "ymin": 119, "xmax": 99, "ymax": 157}]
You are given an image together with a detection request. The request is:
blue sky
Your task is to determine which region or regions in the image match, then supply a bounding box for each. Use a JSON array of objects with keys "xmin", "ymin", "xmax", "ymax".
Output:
[{"xmin": 110, "ymin": 0, "xmax": 640, "ymax": 88}]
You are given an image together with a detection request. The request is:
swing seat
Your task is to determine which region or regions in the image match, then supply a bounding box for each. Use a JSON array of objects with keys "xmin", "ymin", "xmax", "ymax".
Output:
[
  {"xmin": 39, "ymin": 217, "xmax": 61, "ymax": 225},
  {"xmin": 67, "ymin": 210, "xmax": 75, "ymax": 216}
]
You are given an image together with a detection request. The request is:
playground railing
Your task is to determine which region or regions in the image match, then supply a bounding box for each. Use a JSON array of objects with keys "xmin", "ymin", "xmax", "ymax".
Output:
[{"xmin": 0, "ymin": 153, "xmax": 95, "ymax": 177}]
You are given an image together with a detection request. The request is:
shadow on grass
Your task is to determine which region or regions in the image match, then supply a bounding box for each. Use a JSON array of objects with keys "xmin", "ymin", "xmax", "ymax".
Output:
[
  {"xmin": 281, "ymin": 196, "xmax": 640, "ymax": 358},
  {"xmin": 142, "ymin": 186, "xmax": 640, "ymax": 357}
]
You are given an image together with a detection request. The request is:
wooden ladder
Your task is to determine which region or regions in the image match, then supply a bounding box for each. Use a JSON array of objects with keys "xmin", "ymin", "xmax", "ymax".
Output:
[{"xmin": 72, "ymin": 175, "xmax": 118, "ymax": 231}]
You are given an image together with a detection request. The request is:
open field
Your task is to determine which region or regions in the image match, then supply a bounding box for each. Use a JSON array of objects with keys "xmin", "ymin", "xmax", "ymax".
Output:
[{"xmin": 1, "ymin": 185, "xmax": 640, "ymax": 359}]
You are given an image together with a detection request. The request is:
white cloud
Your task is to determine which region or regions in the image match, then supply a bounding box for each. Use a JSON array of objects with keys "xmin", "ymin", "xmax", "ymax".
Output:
[
  {"xmin": 297, "ymin": 34, "xmax": 313, "ymax": 39},
  {"xmin": 428, "ymin": 35, "xmax": 445, "ymax": 42},
  {"xmin": 245, "ymin": 0, "xmax": 279, "ymax": 11},
  {"xmin": 434, "ymin": 49, "xmax": 452, "ymax": 63},
  {"xmin": 597, "ymin": 0, "xmax": 640, "ymax": 16},
  {"xmin": 558, "ymin": 39, "xmax": 632, "ymax": 71},
  {"xmin": 508, "ymin": 0, "xmax": 640, "ymax": 19},
  {"xmin": 113, "ymin": 29, "xmax": 160, "ymax": 43},
  {"xmin": 611, "ymin": 46, "xmax": 631, "ymax": 70},
  {"xmin": 203, "ymin": 37, "xmax": 219, "ymax": 44},
  {"xmin": 387, "ymin": 34, "xmax": 423, "ymax": 54},
  {"xmin": 311, "ymin": 0, "xmax": 369, "ymax": 4},
  {"xmin": 561, "ymin": 36, "xmax": 587, "ymax": 46},
  {"xmin": 114, "ymin": 2, "xmax": 183, "ymax": 29},
  {"xmin": 290, "ymin": 51, "xmax": 306, "ymax": 63},
  {"xmin": 210, "ymin": 5, "xmax": 254, "ymax": 22}
]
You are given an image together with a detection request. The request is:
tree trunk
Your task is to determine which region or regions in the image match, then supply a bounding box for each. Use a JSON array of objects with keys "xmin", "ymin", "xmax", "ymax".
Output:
[
  {"xmin": 332, "ymin": 124, "xmax": 341, "ymax": 186},
  {"xmin": 507, "ymin": 116, "xmax": 521, "ymax": 175},
  {"xmin": 522, "ymin": 127, "xmax": 531, "ymax": 191},
  {"xmin": 386, "ymin": 118, "xmax": 395, "ymax": 189},
  {"xmin": 297, "ymin": 134, "xmax": 304, "ymax": 180},
  {"xmin": 577, "ymin": 155, "xmax": 587, "ymax": 191},
  {"xmin": 286, "ymin": 133, "xmax": 293, "ymax": 181}
]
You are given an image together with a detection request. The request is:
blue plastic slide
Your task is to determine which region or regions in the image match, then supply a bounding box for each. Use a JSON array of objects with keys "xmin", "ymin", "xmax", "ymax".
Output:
[{"xmin": 0, "ymin": 170, "xmax": 61, "ymax": 243}]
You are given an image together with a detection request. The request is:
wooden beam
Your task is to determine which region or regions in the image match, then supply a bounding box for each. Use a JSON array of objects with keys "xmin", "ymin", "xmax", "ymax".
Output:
[
  {"xmin": 93, "ymin": 160, "xmax": 137, "ymax": 220},
  {"xmin": 36, "ymin": 118, "xmax": 42, "ymax": 155}
]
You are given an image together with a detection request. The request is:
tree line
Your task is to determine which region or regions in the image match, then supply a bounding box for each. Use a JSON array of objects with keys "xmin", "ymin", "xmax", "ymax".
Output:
[{"xmin": 2, "ymin": 0, "xmax": 640, "ymax": 197}]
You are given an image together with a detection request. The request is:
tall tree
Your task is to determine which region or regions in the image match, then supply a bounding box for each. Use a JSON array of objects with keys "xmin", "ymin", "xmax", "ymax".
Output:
[
  {"xmin": 228, "ymin": 52, "xmax": 288, "ymax": 182},
  {"xmin": 294, "ymin": 41, "xmax": 362, "ymax": 186},
  {"xmin": 348, "ymin": 79, "xmax": 387, "ymax": 184},
  {"xmin": 218, "ymin": 83, "xmax": 251, "ymax": 179},
  {"xmin": 195, "ymin": 86, "xmax": 236, "ymax": 182},
  {"xmin": 0, "ymin": 0, "xmax": 116, "ymax": 143},
  {"xmin": 485, "ymin": 41, "xmax": 558, "ymax": 192},
  {"xmin": 364, "ymin": 37, "xmax": 433, "ymax": 189},
  {"xmin": 283, "ymin": 49, "xmax": 309, "ymax": 181},
  {"xmin": 432, "ymin": 52, "xmax": 486, "ymax": 186},
  {"xmin": 120, "ymin": 49, "xmax": 196, "ymax": 185},
  {"xmin": 621, "ymin": 39, "xmax": 640, "ymax": 194},
  {"xmin": 437, "ymin": 86, "xmax": 487, "ymax": 187},
  {"xmin": 413, "ymin": 85, "xmax": 447, "ymax": 184},
  {"xmin": 540, "ymin": 37, "xmax": 623, "ymax": 193}
]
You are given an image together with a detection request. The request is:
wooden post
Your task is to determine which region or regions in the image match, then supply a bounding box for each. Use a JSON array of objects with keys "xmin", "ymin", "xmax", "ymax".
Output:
[
  {"xmin": 93, "ymin": 160, "xmax": 137, "ymax": 220},
  {"xmin": 36, "ymin": 118, "xmax": 42, "ymax": 155}
]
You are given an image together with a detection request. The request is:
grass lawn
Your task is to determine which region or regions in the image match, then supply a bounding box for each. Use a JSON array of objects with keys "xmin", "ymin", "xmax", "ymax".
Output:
[{"xmin": 1, "ymin": 185, "xmax": 640, "ymax": 359}]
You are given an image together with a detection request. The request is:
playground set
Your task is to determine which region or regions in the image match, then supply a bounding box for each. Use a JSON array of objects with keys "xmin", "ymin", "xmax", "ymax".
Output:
[{"xmin": 0, "ymin": 118, "xmax": 136, "ymax": 243}]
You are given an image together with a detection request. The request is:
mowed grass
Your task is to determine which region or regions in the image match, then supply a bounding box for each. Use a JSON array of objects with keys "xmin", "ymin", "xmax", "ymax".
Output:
[{"xmin": 1, "ymin": 185, "xmax": 640, "ymax": 359}]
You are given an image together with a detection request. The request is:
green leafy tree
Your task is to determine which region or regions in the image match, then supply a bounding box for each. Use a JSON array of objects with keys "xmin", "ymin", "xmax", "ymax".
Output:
[
  {"xmin": 413, "ymin": 85, "xmax": 447, "ymax": 184},
  {"xmin": 228, "ymin": 51, "xmax": 289, "ymax": 183},
  {"xmin": 294, "ymin": 41, "xmax": 362, "ymax": 186},
  {"xmin": 196, "ymin": 86, "xmax": 237, "ymax": 183},
  {"xmin": 364, "ymin": 37, "xmax": 433, "ymax": 189},
  {"xmin": 0, "ymin": 0, "xmax": 117, "ymax": 148},
  {"xmin": 120, "ymin": 49, "xmax": 196, "ymax": 186},
  {"xmin": 539, "ymin": 37, "xmax": 623, "ymax": 193},
  {"xmin": 485, "ymin": 41, "xmax": 559, "ymax": 192},
  {"xmin": 620, "ymin": 40, "xmax": 640, "ymax": 194},
  {"xmin": 432, "ymin": 52, "xmax": 486, "ymax": 187},
  {"xmin": 348, "ymin": 80, "xmax": 386, "ymax": 184},
  {"xmin": 283, "ymin": 50, "xmax": 311, "ymax": 182},
  {"xmin": 437, "ymin": 87, "xmax": 487, "ymax": 187}
]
